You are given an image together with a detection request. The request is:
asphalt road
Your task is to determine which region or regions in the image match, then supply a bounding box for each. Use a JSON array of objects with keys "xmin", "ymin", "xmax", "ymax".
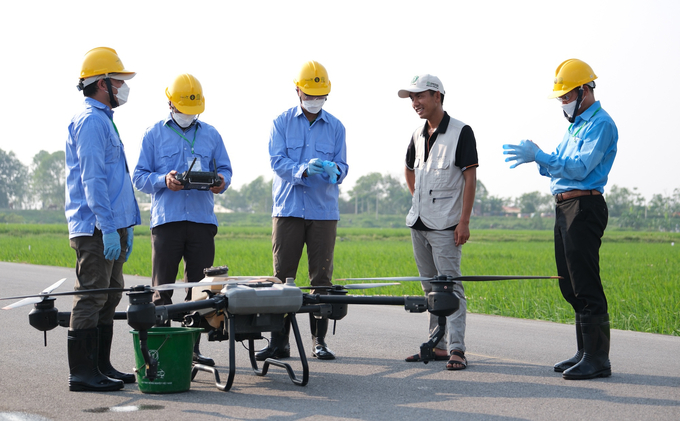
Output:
[{"xmin": 0, "ymin": 262, "xmax": 678, "ymax": 421}]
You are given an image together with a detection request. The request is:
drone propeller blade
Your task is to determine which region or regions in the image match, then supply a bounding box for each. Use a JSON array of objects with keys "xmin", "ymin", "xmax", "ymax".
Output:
[
  {"xmin": 2, "ymin": 297, "xmax": 43, "ymax": 310},
  {"xmin": 0, "ymin": 287, "xmax": 130, "ymax": 302},
  {"xmin": 300, "ymin": 282, "xmax": 401, "ymax": 291},
  {"xmin": 343, "ymin": 283, "xmax": 401, "ymax": 289},
  {"xmin": 335, "ymin": 276, "xmax": 431, "ymax": 282},
  {"xmin": 2, "ymin": 278, "xmax": 68, "ymax": 310},
  {"xmin": 43, "ymin": 278, "xmax": 67, "ymax": 294},
  {"xmin": 336, "ymin": 275, "xmax": 561, "ymax": 282},
  {"xmin": 453, "ymin": 275, "xmax": 562, "ymax": 282}
]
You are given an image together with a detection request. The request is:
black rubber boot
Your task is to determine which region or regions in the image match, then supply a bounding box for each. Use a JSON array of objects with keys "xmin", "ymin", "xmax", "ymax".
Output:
[
  {"xmin": 255, "ymin": 316, "xmax": 291, "ymax": 361},
  {"xmin": 68, "ymin": 328, "xmax": 124, "ymax": 392},
  {"xmin": 554, "ymin": 313, "xmax": 583, "ymax": 372},
  {"xmin": 563, "ymin": 313, "xmax": 611, "ymax": 380},
  {"xmin": 193, "ymin": 335, "xmax": 215, "ymax": 366},
  {"xmin": 311, "ymin": 315, "xmax": 335, "ymax": 360},
  {"xmin": 98, "ymin": 325, "xmax": 136, "ymax": 383}
]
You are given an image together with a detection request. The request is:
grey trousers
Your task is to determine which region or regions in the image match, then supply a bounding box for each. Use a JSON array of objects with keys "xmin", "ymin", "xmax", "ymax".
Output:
[
  {"xmin": 69, "ymin": 228, "xmax": 129, "ymax": 330},
  {"xmin": 410, "ymin": 229, "xmax": 467, "ymax": 353}
]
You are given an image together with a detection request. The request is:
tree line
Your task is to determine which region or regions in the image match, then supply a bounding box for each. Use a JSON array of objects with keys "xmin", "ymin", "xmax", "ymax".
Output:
[{"xmin": 3, "ymin": 148, "xmax": 680, "ymax": 231}]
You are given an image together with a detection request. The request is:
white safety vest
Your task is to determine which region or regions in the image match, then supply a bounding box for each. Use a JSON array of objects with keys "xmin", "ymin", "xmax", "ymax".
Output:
[{"xmin": 406, "ymin": 117, "xmax": 467, "ymax": 230}]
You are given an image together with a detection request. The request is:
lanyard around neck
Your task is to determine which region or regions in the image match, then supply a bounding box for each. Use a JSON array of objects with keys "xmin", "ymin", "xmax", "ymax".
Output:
[
  {"xmin": 569, "ymin": 107, "xmax": 601, "ymax": 138},
  {"xmin": 109, "ymin": 118, "xmax": 121, "ymax": 143},
  {"xmin": 165, "ymin": 123, "xmax": 198, "ymax": 154},
  {"xmin": 108, "ymin": 118, "xmax": 130, "ymax": 173}
]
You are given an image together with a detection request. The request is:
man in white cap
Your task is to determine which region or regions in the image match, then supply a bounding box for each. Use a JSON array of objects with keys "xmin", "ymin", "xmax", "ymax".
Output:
[
  {"xmin": 65, "ymin": 47, "xmax": 141, "ymax": 391},
  {"xmin": 398, "ymin": 74, "xmax": 478, "ymax": 370}
]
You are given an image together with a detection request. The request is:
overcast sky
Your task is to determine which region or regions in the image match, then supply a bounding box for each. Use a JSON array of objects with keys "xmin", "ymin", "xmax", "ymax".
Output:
[{"xmin": 2, "ymin": 0, "xmax": 679, "ymax": 202}]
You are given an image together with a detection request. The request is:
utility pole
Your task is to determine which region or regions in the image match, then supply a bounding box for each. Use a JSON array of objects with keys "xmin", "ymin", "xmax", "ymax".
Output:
[{"xmin": 376, "ymin": 191, "xmax": 379, "ymax": 219}]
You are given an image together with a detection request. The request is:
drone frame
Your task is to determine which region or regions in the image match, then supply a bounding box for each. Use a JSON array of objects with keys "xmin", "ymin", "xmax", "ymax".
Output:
[{"xmin": 1, "ymin": 271, "xmax": 560, "ymax": 392}]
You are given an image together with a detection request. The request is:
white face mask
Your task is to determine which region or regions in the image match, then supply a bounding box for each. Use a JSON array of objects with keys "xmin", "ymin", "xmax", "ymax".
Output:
[
  {"xmin": 302, "ymin": 99, "xmax": 324, "ymax": 114},
  {"xmin": 172, "ymin": 111, "xmax": 197, "ymax": 128},
  {"xmin": 560, "ymin": 100, "xmax": 578, "ymax": 118},
  {"xmin": 113, "ymin": 82, "xmax": 130, "ymax": 106},
  {"xmin": 560, "ymin": 89, "xmax": 587, "ymax": 118}
]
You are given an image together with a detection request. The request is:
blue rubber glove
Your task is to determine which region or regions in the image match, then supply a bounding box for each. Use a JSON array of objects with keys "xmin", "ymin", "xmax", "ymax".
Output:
[
  {"xmin": 322, "ymin": 160, "xmax": 341, "ymax": 184},
  {"xmin": 502, "ymin": 140, "xmax": 540, "ymax": 168},
  {"xmin": 102, "ymin": 231, "xmax": 121, "ymax": 261},
  {"xmin": 307, "ymin": 158, "xmax": 324, "ymax": 175},
  {"xmin": 125, "ymin": 227, "xmax": 134, "ymax": 262}
]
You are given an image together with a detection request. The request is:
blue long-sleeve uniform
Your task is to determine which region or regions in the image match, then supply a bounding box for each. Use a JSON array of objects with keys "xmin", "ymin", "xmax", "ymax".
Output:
[
  {"xmin": 269, "ymin": 105, "xmax": 348, "ymax": 220},
  {"xmin": 132, "ymin": 116, "xmax": 232, "ymax": 229},
  {"xmin": 535, "ymin": 101, "xmax": 618, "ymax": 194},
  {"xmin": 65, "ymin": 98, "xmax": 141, "ymax": 237}
]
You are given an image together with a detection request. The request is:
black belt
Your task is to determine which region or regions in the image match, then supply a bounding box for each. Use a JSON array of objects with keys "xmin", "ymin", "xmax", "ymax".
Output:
[{"xmin": 555, "ymin": 189, "xmax": 601, "ymax": 203}]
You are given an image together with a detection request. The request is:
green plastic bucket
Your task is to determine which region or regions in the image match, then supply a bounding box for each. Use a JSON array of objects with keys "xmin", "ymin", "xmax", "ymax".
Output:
[{"xmin": 130, "ymin": 327, "xmax": 203, "ymax": 394}]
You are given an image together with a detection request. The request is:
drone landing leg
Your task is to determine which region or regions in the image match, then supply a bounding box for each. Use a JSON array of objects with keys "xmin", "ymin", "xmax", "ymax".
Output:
[
  {"xmin": 191, "ymin": 316, "xmax": 235, "ymax": 392},
  {"xmin": 191, "ymin": 364, "xmax": 230, "ymax": 391},
  {"xmin": 419, "ymin": 315, "xmax": 447, "ymax": 364},
  {"xmin": 249, "ymin": 313, "xmax": 309, "ymax": 386}
]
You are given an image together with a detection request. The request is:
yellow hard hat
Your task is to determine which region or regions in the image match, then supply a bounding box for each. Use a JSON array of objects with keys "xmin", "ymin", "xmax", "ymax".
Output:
[
  {"xmin": 294, "ymin": 61, "xmax": 331, "ymax": 96},
  {"xmin": 165, "ymin": 74, "xmax": 205, "ymax": 114},
  {"xmin": 548, "ymin": 58, "xmax": 597, "ymax": 98},
  {"xmin": 80, "ymin": 47, "xmax": 135, "ymax": 80},
  {"xmin": 548, "ymin": 59, "xmax": 597, "ymax": 99}
]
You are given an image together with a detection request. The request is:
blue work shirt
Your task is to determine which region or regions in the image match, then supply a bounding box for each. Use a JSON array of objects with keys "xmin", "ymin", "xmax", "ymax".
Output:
[
  {"xmin": 132, "ymin": 116, "xmax": 232, "ymax": 229},
  {"xmin": 269, "ymin": 105, "xmax": 348, "ymax": 220},
  {"xmin": 65, "ymin": 98, "xmax": 141, "ymax": 238},
  {"xmin": 535, "ymin": 101, "xmax": 618, "ymax": 195}
]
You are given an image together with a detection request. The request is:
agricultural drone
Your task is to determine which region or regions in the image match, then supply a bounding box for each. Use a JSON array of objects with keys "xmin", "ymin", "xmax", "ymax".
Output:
[{"xmin": 1, "ymin": 266, "xmax": 559, "ymax": 392}]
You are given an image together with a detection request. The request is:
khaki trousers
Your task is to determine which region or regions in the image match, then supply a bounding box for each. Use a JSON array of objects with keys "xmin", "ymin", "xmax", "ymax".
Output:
[
  {"xmin": 272, "ymin": 217, "xmax": 337, "ymax": 293},
  {"xmin": 69, "ymin": 228, "xmax": 129, "ymax": 330}
]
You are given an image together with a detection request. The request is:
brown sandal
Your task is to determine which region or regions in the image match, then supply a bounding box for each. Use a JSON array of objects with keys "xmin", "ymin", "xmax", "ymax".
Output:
[{"xmin": 446, "ymin": 350, "xmax": 467, "ymax": 370}]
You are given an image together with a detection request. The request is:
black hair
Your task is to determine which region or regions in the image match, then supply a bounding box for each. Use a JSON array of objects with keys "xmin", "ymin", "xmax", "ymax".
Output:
[
  {"xmin": 429, "ymin": 90, "xmax": 445, "ymax": 106},
  {"xmin": 81, "ymin": 79, "xmax": 99, "ymax": 98}
]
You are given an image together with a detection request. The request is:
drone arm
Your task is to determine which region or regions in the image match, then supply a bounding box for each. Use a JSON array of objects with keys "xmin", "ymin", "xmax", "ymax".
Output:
[
  {"xmin": 57, "ymin": 312, "xmax": 70, "ymax": 328},
  {"xmin": 314, "ymin": 295, "xmax": 408, "ymax": 306},
  {"xmin": 159, "ymin": 296, "xmax": 227, "ymax": 321}
]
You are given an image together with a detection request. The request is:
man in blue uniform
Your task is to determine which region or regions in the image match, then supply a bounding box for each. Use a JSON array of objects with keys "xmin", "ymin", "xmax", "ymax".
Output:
[
  {"xmin": 66, "ymin": 47, "xmax": 141, "ymax": 391},
  {"xmin": 133, "ymin": 73, "xmax": 232, "ymax": 366},
  {"xmin": 503, "ymin": 59, "xmax": 618, "ymax": 380},
  {"xmin": 257, "ymin": 60, "xmax": 348, "ymax": 361}
]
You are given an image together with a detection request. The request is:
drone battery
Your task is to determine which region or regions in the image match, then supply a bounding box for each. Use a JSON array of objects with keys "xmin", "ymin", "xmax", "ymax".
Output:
[{"xmin": 224, "ymin": 283, "xmax": 302, "ymax": 315}]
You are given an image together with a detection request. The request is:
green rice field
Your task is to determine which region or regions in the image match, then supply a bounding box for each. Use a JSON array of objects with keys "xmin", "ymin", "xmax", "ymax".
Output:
[{"xmin": 1, "ymin": 224, "xmax": 678, "ymax": 336}]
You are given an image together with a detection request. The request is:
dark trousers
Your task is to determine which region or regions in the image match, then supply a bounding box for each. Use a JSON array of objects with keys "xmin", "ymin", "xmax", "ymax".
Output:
[
  {"xmin": 151, "ymin": 221, "xmax": 217, "ymax": 305},
  {"xmin": 554, "ymin": 195, "xmax": 609, "ymax": 315},
  {"xmin": 272, "ymin": 217, "xmax": 337, "ymax": 293},
  {"xmin": 69, "ymin": 228, "xmax": 129, "ymax": 329}
]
